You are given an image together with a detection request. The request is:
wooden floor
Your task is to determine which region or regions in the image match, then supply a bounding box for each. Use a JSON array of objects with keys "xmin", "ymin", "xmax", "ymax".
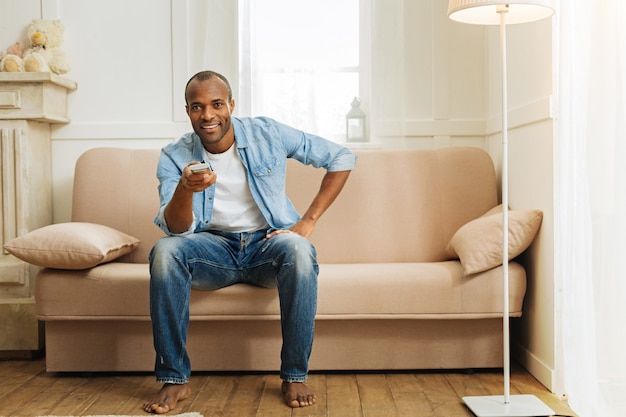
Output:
[{"xmin": 0, "ymin": 358, "xmax": 576, "ymax": 417}]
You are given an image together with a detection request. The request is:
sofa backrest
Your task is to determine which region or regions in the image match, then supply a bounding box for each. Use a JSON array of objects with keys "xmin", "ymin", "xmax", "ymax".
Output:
[
  {"xmin": 72, "ymin": 147, "xmax": 497, "ymax": 264},
  {"xmin": 72, "ymin": 148, "xmax": 163, "ymax": 264},
  {"xmin": 287, "ymin": 147, "xmax": 497, "ymax": 263}
]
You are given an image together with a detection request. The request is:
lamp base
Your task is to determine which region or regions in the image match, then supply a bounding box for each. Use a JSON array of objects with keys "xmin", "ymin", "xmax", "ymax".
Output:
[{"xmin": 463, "ymin": 394, "xmax": 554, "ymax": 417}]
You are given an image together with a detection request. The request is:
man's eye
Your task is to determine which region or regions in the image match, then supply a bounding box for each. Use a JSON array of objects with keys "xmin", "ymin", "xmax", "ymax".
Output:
[
  {"xmin": 191, "ymin": 105, "xmax": 201, "ymax": 111},
  {"xmin": 214, "ymin": 102, "xmax": 223, "ymax": 108}
]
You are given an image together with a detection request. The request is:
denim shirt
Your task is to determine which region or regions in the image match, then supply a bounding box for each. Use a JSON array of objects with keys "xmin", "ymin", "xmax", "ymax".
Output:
[{"xmin": 154, "ymin": 116, "xmax": 357, "ymax": 236}]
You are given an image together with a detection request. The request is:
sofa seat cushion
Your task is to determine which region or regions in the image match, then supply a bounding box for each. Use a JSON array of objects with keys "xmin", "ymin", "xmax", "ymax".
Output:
[
  {"xmin": 317, "ymin": 261, "xmax": 526, "ymax": 317},
  {"xmin": 35, "ymin": 260, "xmax": 526, "ymax": 320}
]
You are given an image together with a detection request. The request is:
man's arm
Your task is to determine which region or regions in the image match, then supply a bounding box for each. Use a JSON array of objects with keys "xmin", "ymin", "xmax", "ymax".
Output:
[
  {"xmin": 164, "ymin": 166, "xmax": 216, "ymax": 234},
  {"xmin": 269, "ymin": 170, "xmax": 351, "ymax": 239}
]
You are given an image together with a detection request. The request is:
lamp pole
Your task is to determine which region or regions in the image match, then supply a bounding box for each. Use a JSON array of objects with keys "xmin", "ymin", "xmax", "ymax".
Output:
[
  {"xmin": 498, "ymin": 5, "xmax": 511, "ymax": 404},
  {"xmin": 447, "ymin": 1, "xmax": 556, "ymax": 415}
]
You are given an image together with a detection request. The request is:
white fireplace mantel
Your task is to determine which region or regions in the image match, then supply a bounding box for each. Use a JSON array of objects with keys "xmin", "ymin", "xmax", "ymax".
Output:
[{"xmin": 0, "ymin": 72, "xmax": 77, "ymax": 355}]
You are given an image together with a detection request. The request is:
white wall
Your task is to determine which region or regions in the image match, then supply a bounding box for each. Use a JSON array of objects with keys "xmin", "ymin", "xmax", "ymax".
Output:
[
  {"xmin": 0, "ymin": 0, "xmax": 556, "ymax": 390},
  {"xmin": 370, "ymin": 0, "xmax": 489, "ymax": 147}
]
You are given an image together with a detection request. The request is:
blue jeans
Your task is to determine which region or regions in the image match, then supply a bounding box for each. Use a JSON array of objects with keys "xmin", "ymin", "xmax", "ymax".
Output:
[{"xmin": 148, "ymin": 229, "xmax": 318, "ymax": 384}]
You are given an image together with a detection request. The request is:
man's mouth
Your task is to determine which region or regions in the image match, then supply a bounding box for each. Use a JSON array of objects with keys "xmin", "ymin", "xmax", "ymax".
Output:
[{"xmin": 202, "ymin": 123, "xmax": 220, "ymax": 131}]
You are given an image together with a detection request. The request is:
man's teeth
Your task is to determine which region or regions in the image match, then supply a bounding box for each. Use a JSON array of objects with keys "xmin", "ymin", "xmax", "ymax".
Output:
[{"xmin": 204, "ymin": 124, "xmax": 219, "ymax": 129}]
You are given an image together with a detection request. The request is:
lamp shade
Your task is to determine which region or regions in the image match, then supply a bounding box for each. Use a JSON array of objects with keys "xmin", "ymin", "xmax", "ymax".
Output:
[{"xmin": 447, "ymin": 0, "xmax": 555, "ymax": 25}]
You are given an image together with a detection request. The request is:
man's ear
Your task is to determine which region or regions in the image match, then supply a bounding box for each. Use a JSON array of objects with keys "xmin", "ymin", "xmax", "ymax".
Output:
[{"xmin": 229, "ymin": 99, "xmax": 236, "ymax": 113}]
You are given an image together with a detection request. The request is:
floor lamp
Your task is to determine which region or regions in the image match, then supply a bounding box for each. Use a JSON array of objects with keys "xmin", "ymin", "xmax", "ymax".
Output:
[{"xmin": 447, "ymin": 1, "xmax": 555, "ymax": 416}]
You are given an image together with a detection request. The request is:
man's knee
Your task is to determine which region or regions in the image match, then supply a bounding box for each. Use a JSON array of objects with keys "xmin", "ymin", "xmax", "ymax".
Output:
[
  {"xmin": 275, "ymin": 234, "xmax": 316, "ymax": 261},
  {"xmin": 149, "ymin": 236, "xmax": 193, "ymax": 286},
  {"xmin": 270, "ymin": 234, "xmax": 319, "ymax": 279},
  {"xmin": 150, "ymin": 236, "xmax": 183, "ymax": 264}
]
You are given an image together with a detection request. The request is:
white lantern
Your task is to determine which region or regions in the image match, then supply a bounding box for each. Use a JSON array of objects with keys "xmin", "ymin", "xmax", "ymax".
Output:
[{"xmin": 346, "ymin": 97, "xmax": 366, "ymax": 142}]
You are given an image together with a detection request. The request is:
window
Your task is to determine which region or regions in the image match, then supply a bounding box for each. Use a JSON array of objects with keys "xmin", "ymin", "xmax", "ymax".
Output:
[{"xmin": 238, "ymin": 0, "xmax": 365, "ymax": 142}]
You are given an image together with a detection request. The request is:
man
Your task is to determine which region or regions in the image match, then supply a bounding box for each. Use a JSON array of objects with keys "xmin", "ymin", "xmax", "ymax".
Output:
[{"xmin": 143, "ymin": 70, "xmax": 356, "ymax": 414}]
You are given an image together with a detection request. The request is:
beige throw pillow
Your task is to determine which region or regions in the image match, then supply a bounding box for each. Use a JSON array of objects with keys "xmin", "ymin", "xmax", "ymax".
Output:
[
  {"xmin": 446, "ymin": 205, "xmax": 543, "ymax": 275},
  {"xmin": 3, "ymin": 222, "xmax": 140, "ymax": 270}
]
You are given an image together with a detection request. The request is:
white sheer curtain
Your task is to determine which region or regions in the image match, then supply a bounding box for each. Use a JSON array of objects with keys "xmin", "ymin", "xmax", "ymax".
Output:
[{"xmin": 557, "ymin": 0, "xmax": 626, "ymax": 415}]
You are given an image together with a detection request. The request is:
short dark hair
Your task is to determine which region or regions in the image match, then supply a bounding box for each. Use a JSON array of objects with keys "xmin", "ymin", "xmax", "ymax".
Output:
[{"xmin": 185, "ymin": 70, "xmax": 233, "ymax": 103}]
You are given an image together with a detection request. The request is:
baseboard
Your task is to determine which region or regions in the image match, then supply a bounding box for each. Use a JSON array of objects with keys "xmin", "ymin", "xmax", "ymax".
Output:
[
  {"xmin": 511, "ymin": 339, "xmax": 556, "ymax": 392},
  {"xmin": 0, "ymin": 349, "xmax": 43, "ymax": 360}
]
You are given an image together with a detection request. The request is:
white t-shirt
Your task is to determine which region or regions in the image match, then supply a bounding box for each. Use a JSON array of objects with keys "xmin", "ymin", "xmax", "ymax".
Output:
[{"xmin": 204, "ymin": 144, "xmax": 269, "ymax": 232}]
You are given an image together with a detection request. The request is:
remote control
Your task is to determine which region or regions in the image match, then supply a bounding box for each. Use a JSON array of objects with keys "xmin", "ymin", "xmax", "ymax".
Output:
[{"xmin": 189, "ymin": 162, "xmax": 212, "ymax": 173}]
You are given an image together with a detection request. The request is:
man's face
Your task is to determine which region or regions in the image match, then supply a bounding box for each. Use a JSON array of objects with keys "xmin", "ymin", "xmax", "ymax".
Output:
[{"xmin": 185, "ymin": 78, "xmax": 236, "ymax": 153}]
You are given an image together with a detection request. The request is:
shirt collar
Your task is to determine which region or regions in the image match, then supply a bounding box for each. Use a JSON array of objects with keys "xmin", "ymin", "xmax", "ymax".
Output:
[{"xmin": 191, "ymin": 117, "xmax": 246, "ymax": 160}]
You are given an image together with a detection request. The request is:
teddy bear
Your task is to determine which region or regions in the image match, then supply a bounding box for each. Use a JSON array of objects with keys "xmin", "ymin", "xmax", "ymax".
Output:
[
  {"xmin": 0, "ymin": 19, "xmax": 70, "ymax": 75},
  {"xmin": 0, "ymin": 41, "xmax": 25, "ymax": 72}
]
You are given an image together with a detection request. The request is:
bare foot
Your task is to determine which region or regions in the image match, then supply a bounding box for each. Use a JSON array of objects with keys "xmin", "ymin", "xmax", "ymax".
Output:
[
  {"xmin": 281, "ymin": 381, "xmax": 317, "ymax": 408},
  {"xmin": 143, "ymin": 383, "xmax": 191, "ymax": 414}
]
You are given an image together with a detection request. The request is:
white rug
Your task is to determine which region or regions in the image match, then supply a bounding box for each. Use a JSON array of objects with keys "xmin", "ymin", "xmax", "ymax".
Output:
[{"xmin": 36, "ymin": 413, "xmax": 203, "ymax": 417}]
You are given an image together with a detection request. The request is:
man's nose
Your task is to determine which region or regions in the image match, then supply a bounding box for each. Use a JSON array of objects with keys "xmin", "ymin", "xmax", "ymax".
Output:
[{"xmin": 201, "ymin": 107, "xmax": 215, "ymax": 120}]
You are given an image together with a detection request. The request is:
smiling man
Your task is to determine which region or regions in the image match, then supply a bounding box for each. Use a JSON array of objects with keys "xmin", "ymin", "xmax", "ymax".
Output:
[{"xmin": 143, "ymin": 70, "xmax": 356, "ymax": 414}]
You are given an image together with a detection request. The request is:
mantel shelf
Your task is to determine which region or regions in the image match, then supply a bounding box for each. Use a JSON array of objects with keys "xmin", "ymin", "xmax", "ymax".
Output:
[
  {"xmin": 0, "ymin": 72, "xmax": 77, "ymax": 124},
  {"xmin": 0, "ymin": 72, "xmax": 77, "ymax": 91}
]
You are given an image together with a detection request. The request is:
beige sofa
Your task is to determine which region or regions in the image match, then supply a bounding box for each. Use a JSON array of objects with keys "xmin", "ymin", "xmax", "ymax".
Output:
[{"xmin": 29, "ymin": 146, "xmax": 539, "ymax": 372}]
